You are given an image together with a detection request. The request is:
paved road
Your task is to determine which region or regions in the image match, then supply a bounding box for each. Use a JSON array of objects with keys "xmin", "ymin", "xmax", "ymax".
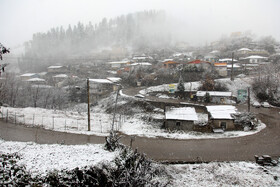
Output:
[
  {"xmin": 1, "ymin": 86, "xmax": 280, "ymax": 162},
  {"xmin": 1, "ymin": 105, "xmax": 279, "ymax": 162}
]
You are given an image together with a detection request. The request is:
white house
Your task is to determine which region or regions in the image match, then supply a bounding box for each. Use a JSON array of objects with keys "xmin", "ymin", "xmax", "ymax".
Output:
[
  {"xmin": 164, "ymin": 107, "xmax": 198, "ymax": 131},
  {"xmin": 206, "ymin": 105, "xmax": 238, "ymax": 131}
]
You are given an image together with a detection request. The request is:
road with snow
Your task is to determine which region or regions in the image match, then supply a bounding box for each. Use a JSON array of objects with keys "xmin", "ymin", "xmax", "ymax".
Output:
[
  {"xmin": 1, "ymin": 84, "xmax": 280, "ymax": 162},
  {"xmin": 1, "ymin": 103, "xmax": 279, "ymax": 162}
]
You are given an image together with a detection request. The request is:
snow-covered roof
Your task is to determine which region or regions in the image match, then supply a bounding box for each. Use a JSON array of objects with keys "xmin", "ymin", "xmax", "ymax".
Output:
[
  {"xmin": 206, "ymin": 105, "xmax": 237, "ymax": 119},
  {"xmin": 53, "ymin": 74, "xmax": 68, "ymax": 78},
  {"xmin": 27, "ymin": 78, "xmax": 46, "ymax": 82},
  {"xmin": 197, "ymin": 91, "xmax": 232, "ymax": 97},
  {"xmin": 89, "ymin": 79, "xmax": 113, "ymax": 84},
  {"xmin": 219, "ymin": 58, "xmax": 238, "ymax": 62},
  {"xmin": 48, "ymin": 66, "xmax": 63, "ymax": 69},
  {"xmin": 242, "ymin": 64, "xmax": 259, "ymax": 67},
  {"xmin": 106, "ymin": 77, "xmax": 121, "ymax": 83},
  {"xmin": 227, "ymin": 64, "xmax": 241, "ymax": 68},
  {"xmin": 132, "ymin": 56, "xmax": 147, "ymax": 60},
  {"xmin": 108, "ymin": 61, "xmax": 129, "ymax": 64},
  {"xmin": 130, "ymin": 62, "xmax": 152, "ymax": 66},
  {"xmin": 20, "ymin": 73, "xmax": 37, "ymax": 77},
  {"xmin": 237, "ymin": 48, "xmax": 252, "ymax": 51},
  {"xmin": 163, "ymin": 59, "xmax": 174, "ymax": 62},
  {"xmin": 244, "ymin": 55, "xmax": 267, "ymax": 59},
  {"xmin": 165, "ymin": 107, "xmax": 198, "ymax": 121}
]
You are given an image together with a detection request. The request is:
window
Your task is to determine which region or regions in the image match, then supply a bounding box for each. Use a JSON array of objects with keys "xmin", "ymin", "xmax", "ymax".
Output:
[
  {"xmin": 220, "ymin": 122, "xmax": 227, "ymax": 130},
  {"xmin": 176, "ymin": 121, "xmax": 181, "ymax": 126}
]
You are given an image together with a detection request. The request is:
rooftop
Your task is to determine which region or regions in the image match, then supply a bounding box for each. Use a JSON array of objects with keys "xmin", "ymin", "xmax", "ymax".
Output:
[
  {"xmin": 27, "ymin": 78, "xmax": 46, "ymax": 82},
  {"xmin": 20, "ymin": 73, "xmax": 37, "ymax": 77},
  {"xmin": 48, "ymin": 66, "xmax": 63, "ymax": 69},
  {"xmin": 165, "ymin": 107, "xmax": 198, "ymax": 121},
  {"xmin": 89, "ymin": 79, "xmax": 113, "ymax": 84},
  {"xmin": 206, "ymin": 105, "xmax": 237, "ymax": 119}
]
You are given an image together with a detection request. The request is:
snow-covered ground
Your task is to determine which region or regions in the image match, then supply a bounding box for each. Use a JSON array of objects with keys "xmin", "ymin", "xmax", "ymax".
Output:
[
  {"xmin": 166, "ymin": 161, "xmax": 280, "ymax": 186},
  {"xmin": 0, "ymin": 139, "xmax": 119, "ymax": 177},
  {"xmin": 1, "ymin": 106, "xmax": 265, "ymax": 140},
  {"xmin": 1, "ymin": 139, "xmax": 279, "ymax": 186},
  {"xmin": 0, "ymin": 76, "xmax": 265, "ymax": 140},
  {"xmin": 139, "ymin": 77, "xmax": 257, "ymax": 102}
]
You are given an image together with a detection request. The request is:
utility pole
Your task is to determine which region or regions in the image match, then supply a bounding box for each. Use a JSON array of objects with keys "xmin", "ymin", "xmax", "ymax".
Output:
[
  {"xmin": 87, "ymin": 78, "xmax": 91, "ymax": 131},
  {"xmin": 248, "ymin": 87, "xmax": 250, "ymax": 112},
  {"xmin": 112, "ymin": 85, "xmax": 121, "ymax": 132},
  {"xmin": 231, "ymin": 52, "xmax": 234, "ymax": 81}
]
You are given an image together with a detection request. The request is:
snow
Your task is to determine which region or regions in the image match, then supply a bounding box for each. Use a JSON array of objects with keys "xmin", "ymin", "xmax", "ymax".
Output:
[
  {"xmin": 0, "ymin": 140, "xmax": 119, "ymax": 177},
  {"xmin": 244, "ymin": 55, "xmax": 267, "ymax": 59},
  {"xmin": 219, "ymin": 58, "xmax": 237, "ymax": 62},
  {"xmin": 107, "ymin": 77, "xmax": 121, "ymax": 83},
  {"xmin": 89, "ymin": 78, "xmax": 113, "ymax": 84},
  {"xmin": 1, "ymin": 139, "xmax": 279, "ymax": 186},
  {"xmin": 108, "ymin": 61, "xmax": 129, "ymax": 64},
  {"xmin": 139, "ymin": 81, "xmax": 201, "ymax": 94},
  {"xmin": 27, "ymin": 78, "xmax": 45, "ymax": 82},
  {"xmin": 165, "ymin": 107, "xmax": 198, "ymax": 121},
  {"xmin": 206, "ymin": 105, "xmax": 237, "ymax": 119},
  {"xmin": 163, "ymin": 59, "xmax": 174, "ymax": 62},
  {"xmin": 197, "ymin": 91, "xmax": 232, "ymax": 97},
  {"xmin": 238, "ymin": 48, "xmax": 252, "ymax": 51},
  {"xmin": 227, "ymin": 64, "xmax": 241, "ymax": 68},
  {"xmin": 130, "ymin": 62, "xmax": 152, "ymax": 66},
  {"xmin": 167, "ymin": 162, "xmax": 280, "ymax": 187},
  {"xmin": 48, "ymin": 65, "xmax": 63, "ymax": 69},
  {"xmin": 53, "ymin": 74, "xmax": 68, "ymax": 78},
  {"xmin": 0, "ymin": 106, "xmax": 265, "ymax": 139},
  {"xmin": 20, "ymin": 73, "xmax": 37, "ymax": 77}
]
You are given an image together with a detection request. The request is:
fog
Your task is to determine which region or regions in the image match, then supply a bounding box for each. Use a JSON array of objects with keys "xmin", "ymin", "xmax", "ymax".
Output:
[{"xmin": 1, "ymin": 0, "xmax": 280, "ymax": 48}]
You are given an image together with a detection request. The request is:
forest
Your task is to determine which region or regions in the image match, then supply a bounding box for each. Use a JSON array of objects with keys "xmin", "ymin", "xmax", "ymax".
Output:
[{"xmin": 20, "ymin": 10, "xmax": 170, "ymax": 72}]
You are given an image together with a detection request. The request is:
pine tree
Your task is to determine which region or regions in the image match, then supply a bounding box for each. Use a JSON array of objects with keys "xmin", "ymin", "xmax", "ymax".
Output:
[{"xmin": 177, "ymin": 75, "xmax": 185, "ymax": 92}]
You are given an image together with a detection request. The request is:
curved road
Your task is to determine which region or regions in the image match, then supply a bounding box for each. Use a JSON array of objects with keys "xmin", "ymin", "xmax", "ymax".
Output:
[{"xmin": 1, "ymin": 88, "xmax": 280, "ymax": 162}]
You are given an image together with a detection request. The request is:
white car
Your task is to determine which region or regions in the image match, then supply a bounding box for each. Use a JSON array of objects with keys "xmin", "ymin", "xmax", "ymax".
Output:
[
  {"xmin": 252, "ymin": 101, "xmax": 261, "ymax": 108},
  {"xmin": 261, "ymin": 102, "xmax": 270, "ymax": 108}
]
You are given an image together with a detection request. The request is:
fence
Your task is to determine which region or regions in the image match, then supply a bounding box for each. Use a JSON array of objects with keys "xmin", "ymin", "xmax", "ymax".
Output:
[{"xmin": 0, "ymin": 108, "xmax": 125, "ymax": 134}]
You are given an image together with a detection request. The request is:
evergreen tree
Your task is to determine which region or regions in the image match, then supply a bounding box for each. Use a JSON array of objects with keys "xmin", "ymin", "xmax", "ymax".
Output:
[{"xmin": 177, "ymin": 75, "xmax": 185, "ymax": 92}]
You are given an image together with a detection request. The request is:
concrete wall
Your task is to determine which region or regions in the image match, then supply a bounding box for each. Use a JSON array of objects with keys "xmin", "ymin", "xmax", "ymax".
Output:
[
  {"xmin": 211, "ymin": 119, "xmax": 235, "ymax": 130},
  {"xmin": 165, "ymin": 120, "xmax": 194, "ymax": 131}
]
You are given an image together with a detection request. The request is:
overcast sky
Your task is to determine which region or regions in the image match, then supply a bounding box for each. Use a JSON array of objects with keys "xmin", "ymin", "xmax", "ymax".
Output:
[{"xmin": 1, "ymin": 0, "xmax": 280, "ymax": 48}]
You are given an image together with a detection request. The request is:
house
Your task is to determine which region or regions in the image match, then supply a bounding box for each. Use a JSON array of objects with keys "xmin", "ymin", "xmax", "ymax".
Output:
[
  {"xmin": 47, "ymin": 66, "xmax": 68, "ymax": 74},
  {"xmin": 237, "ymin": 48, "xmax": 252, "ymax": 55},
  {"xmin": 214, "ymin": 63, "xmax": 227, "ymax": 77},
  {"xmin": 206, "ymin": 105, "xmax": 238, "ymax": 131},
  {"xmin": 187, "ymin": 60, "xmax": 212, "ymax": 71},
  {"xmin": 204, "ymin": 54, "xmax": 219, "ymax": 63},
  {"xmin": 162, "ymin": 60, "xmax": 180, "ymax": 69},
  {"xmin": 242, "ymin": 55, "xmax": 268, "ymax": 64},
  {"xmin": 20, "ymin": 73, "xmax": 39, "ymax": 81},
  {"xmin": 106, "ymin": 77, "xmax": 122, "ymax": 91},
  {"xmin": 108, "ymin": 61, "xmax": 130, "ymax": 69},
  {"xmin": 132, "ymin": 55, "xmax": 153, "ymax": 62},
  {"xmin": 164, "ymin": 106, "xmax": 198, "ymax": 131},
  {"xmin": 53, "ymin": 74, "xmax": 68, "ymax": 82},
  {"xmin": 89, "ymin": 79, "xmax": 114, "ymax": 95},
  {"xmin": 196, "ymin": 91, "xmax": 233, "ymax": 104},
  {"xmin": 218, "ymin": 58, "xmax": 238, "ymax": 64}
]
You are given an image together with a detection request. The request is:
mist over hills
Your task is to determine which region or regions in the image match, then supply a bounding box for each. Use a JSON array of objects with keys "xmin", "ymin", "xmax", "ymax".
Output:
[{"xmin": 19, "ymin": 10, "xmax": 278, "ymax": 73}]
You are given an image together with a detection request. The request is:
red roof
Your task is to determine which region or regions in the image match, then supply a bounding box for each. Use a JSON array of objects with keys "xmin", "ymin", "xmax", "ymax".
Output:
[{"xmin": 188, "ymin": 60, "xmax": 211, "ymax": 64}]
